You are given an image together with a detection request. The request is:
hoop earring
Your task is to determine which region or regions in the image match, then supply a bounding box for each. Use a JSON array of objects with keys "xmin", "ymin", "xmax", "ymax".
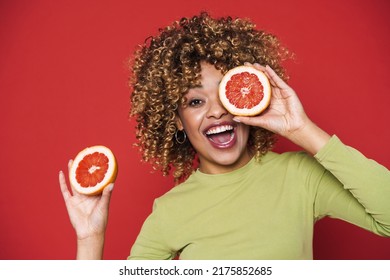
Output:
[{"xmin": 175, "ymin": 130, "xmax": 187, "ymax": 144}]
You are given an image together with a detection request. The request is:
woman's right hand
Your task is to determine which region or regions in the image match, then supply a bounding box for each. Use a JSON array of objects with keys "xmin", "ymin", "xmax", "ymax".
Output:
[{"xmin": 59, "ymin": 160, "xmax": 114, "ymax": 258}]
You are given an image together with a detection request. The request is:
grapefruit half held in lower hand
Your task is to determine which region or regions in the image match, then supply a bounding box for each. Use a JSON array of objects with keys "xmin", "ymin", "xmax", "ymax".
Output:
[
  {"xmin": 69, "ymin": 145, "xmax": 118, "ymax": 195},
  {"xmin": 219, "ymin": 65, "xmax": 271, "ymax": 116}
]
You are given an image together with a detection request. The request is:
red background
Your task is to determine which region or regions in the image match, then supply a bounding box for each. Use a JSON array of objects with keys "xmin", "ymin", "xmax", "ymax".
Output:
[{"xmin": 1, "ymin": 0, "xmax": 389, "ymax": 260}]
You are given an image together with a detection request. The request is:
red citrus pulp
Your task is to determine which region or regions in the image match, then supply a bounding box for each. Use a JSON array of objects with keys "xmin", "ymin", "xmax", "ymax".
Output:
[
  {"xmin": 69, "ymin": 145, "xmax": 118, "ymax": 195},
  {"xmin": 219, "ymin": 65, "xmax": 271, "ymax": 116}
]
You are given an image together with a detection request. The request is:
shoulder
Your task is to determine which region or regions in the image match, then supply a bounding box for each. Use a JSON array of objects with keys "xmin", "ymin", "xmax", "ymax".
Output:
[
  {"xmin": 259, "ymin": 150, "xmax": 328, "ymax": 187},
  {"xmin": 261, "ymin": 150, "xmax": 319, "ymax": 169},
  {"xmin": 152, "ymin": 173, "xmax": 201, "ymax": 210}
]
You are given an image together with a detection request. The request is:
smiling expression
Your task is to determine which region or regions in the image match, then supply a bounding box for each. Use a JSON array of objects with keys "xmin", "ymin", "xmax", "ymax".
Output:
[{"xmin": 176, "ymin": 62, "xmax": 252, "ymax": 174}]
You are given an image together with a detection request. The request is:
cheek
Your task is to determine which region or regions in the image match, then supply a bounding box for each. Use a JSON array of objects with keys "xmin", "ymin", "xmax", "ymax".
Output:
[
  {"xmin": 184, "ymin": 119, "xmax": 203, "ymax": 141},
  {"xmin": 238, "ymin": 124, "xmax": 250, "ymax": 142},
  {"xmin": 180, "ymin": 111, "xmax": 205, "ymax": 134}
]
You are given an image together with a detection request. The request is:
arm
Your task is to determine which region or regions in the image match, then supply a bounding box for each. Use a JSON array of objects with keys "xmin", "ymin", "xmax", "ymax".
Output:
[
  {"xmin": 76, "ymin": 234, "xmax": 106, "ymax": 260},
  {"xmin": 313, "ymin": 136, "xmax": 390, "ymax": 235},
  {"xmin": 59, "ymin": 161, "xmax": 114, "ymax": 259},
  {"xmin": 235, "ymin": 64, "xmax": 390, "ymax": 235}
]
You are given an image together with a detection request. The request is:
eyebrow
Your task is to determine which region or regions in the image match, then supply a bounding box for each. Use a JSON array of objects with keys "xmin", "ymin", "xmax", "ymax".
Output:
[
  {"xmin": 192, "ymin": 79, "xmax": 222, "ymax": 87},
  {"xmin": 188, "ymin": 77, "xmax": 222, "ymax": 91},
  {"xmin": 191, "ymin": 84, "xmax": 203, "ymax": 89}
]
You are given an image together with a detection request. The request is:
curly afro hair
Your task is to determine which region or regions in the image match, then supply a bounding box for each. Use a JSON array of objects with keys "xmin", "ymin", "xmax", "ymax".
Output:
[{"xmin": 129, "ymin": 12, "xmax": 291, "ymax": 183}]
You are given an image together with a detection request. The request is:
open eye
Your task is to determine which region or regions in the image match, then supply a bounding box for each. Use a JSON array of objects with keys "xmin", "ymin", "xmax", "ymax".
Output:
[{"xmin": 189, "ymin": 98, "xmax": 203, "ymax": 107}]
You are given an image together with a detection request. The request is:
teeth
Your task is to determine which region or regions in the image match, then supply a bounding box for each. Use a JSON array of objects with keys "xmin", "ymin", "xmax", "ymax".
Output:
[{"xmin": 205, "ymin": 125, "xmax": 234, "ymax": 135}]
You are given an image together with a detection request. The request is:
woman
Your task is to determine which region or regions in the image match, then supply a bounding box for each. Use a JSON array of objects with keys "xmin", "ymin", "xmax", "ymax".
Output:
[{"xmin": 59, "ymin": 12, "xmax": 390, "ymax": 259}]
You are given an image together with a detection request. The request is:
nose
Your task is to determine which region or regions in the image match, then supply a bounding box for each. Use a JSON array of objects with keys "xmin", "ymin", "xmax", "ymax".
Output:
[{"xmin": 206, "ymin": 94, "xmax": 228, "ymax": 119}]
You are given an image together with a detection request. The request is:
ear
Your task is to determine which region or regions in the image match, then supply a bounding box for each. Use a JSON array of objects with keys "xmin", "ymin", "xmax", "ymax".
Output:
[{"xmin": 175, "ymin": 114, "xmax": 184, "ymax": 131}]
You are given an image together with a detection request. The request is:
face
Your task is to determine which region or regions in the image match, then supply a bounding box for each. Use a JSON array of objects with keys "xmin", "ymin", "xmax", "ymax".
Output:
[{"xmin": 176, "ymin": 62, "xmax": 251, "ymax": 174}]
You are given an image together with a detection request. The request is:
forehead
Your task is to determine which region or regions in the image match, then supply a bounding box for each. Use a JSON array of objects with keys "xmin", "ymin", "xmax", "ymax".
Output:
[
  {"xmin": 198, "ymin": 62, "xmax": 223, "ymax": 84},
  {"xmin": 180, "ymin": 61, "xmax": 224, "ymax": 99}
]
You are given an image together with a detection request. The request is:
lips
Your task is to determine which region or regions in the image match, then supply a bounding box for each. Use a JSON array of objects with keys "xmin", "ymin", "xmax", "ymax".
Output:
[{"xmin": 204, "ymin": 122, "xmax": 237, "ymax": 148}]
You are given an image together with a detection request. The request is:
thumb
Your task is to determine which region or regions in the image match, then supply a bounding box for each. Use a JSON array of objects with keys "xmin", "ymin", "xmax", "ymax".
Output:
[
  {"xmin": 99, "ymin": 183, "xmax": 114, "ymax": 210},
  {"xmin": 106, "ymin": 183, "xmax": 115, "ymax": 192}
]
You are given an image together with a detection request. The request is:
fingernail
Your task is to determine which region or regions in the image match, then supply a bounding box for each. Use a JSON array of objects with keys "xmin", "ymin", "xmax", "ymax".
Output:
[
  {"xmin": 108, "ymin": 183, "xmax": 114, "ymax": 191},
  {"xmin": 233, "ymin": 117, "xmax": 241, "ymax": 123}
]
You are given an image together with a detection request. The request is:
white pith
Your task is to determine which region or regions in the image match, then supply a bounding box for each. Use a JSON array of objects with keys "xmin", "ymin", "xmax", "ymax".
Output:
[
  {"xmin": 240, "ymin": 87, "xmax": 250, "ymax": 95},
  {"xmin": 219, "ymin": 66, "xmax": 271, "ymax": 116},
  {"xmin": 88, "ymin": 165, "xmax": 101, "ymax": 173},
  {"xmin": 69, "ymin": 145, "xmax": 116, "ymax": 195}
]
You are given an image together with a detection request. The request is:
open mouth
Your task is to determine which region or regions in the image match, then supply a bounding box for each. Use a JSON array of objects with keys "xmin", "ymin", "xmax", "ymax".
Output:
[{"xmin": 204, "ymin": 124, "xmax": 236, "ymax": 147}]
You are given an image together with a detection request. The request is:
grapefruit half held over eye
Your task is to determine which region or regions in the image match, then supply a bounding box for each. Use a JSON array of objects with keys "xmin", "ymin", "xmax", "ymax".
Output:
[
  {"xmin": 219, "ymin": 65, "xmax": 271, "ymax": 116},
  {"xmin": 69, "ymin": 145, "xmax": 118, "ymax": 195}
]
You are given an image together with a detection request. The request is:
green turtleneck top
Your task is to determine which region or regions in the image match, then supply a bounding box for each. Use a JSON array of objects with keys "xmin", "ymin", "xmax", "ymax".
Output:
[{"xmin": 128, "ymin": 136, "xmax": 390, "ymax": 259}]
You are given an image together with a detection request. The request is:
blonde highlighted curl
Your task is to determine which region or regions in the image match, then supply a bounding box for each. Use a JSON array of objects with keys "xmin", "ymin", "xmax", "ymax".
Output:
[{"xmin": 129, "ymin": 12, "xmax": 291, "ymax": 183}]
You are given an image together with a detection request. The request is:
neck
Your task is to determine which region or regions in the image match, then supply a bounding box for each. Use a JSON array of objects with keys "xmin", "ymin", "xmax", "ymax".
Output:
[{"xmin": 198, "ymin": 149, "xmax": 254, "ymax": 175}]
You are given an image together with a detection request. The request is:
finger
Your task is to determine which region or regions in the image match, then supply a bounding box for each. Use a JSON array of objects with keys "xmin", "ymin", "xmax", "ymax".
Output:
[
  {"xmin": 107, "ymin": 183, "xmax": 115, "ymax": 192},
  {"xmin": 233, "ymin": 116, "xmax": 268, "ymax": 128},
  {"xmin": 243, "ymin": 62, "xmax": 268, "ymax": 74},
  {"xmin": 103, "ymin": 183, "xmax": 114, "ymax": 196},
  {"xmin": 59, "ymin": 170, "xmax": 72, "ymax": 201},
  {"xmin": 67, "ymin": 159, "xmax": 78, "ymax": 194},
  {"xmin": 253, "ymin": 63, "xmax": 267, "ymax": 72},
  {"xmin": 67, "ymin": 159, "xmax": 73, "ymax": 173},
  {"xmin": 98, "ymin": 183, "xmax": 114, "ymax": 211},
  {"xmin": 248, "ymin": 63, "xmax": 274, "ymax": 85},
  {"xmin": 265, "ymin": 65, "xmax": 289, "ymax": 89}
]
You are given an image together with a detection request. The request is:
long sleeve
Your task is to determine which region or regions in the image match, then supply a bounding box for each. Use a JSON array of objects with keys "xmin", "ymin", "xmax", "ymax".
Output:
[{"xmin": 313, "ymin": 135, "xmax": 390, "ymax": 236}]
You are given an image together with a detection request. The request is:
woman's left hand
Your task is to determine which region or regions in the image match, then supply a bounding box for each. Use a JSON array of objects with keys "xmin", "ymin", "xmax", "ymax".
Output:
[
  {"xmin": 233, "ymin": 63, "xmax": 308, "ymax": 139},
  {"xmin": 233, "ymin": 63, "xmax": 331, "ymax": 154}
]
